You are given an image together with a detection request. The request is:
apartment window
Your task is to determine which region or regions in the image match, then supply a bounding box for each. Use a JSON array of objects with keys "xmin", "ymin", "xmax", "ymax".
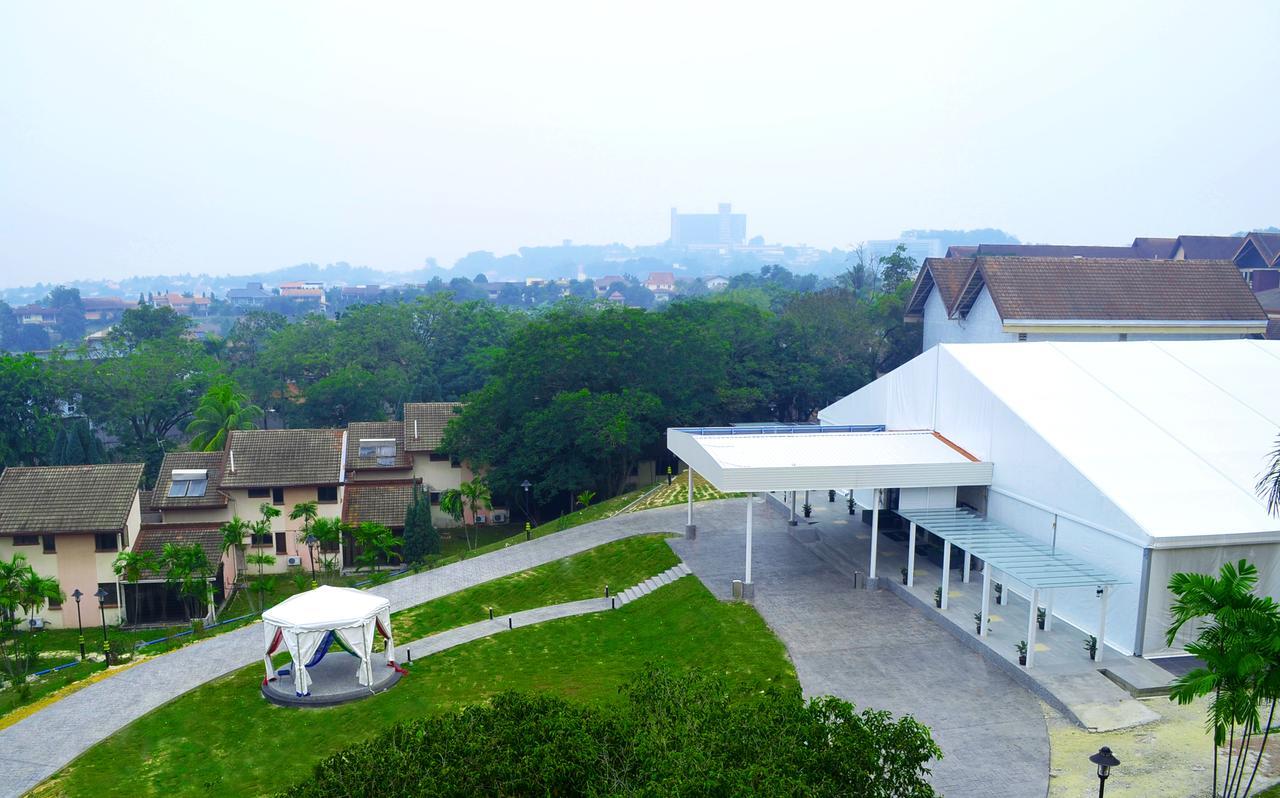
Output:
[
  {"xmin": 48, "ymin": 597, "xmax": 61, "ymax": 610},
  {"xmin": 96, "ymin": 582, "xmax": 119, "ymax": 608},
  {"xmin": 41, "ymin": 535, "xmax": 56, "ymax": 554},
  {"xmin": 94, "ymin": 533, "xmax": 118, "ymax": 552},
  {"xmin": 317, "ymin": 486, "xmax": 338, "ymax": 504},
  {"xmin": 429, "ymin": 491, "xmax": 441, "ymax": 505},
  {"xmin": 247, "ymin": 487, "xmax": 270, "ymax": 499},
  {"xmin": 272, "ymin": 487, "xmax": 285, "ymax": 505},
  {"xmin": 13, "ymin": 534, "xmax": 38, "ymax": 546},
  {"xmin": 1118, "ymin": 333, "xmax": 1128, "ymax": 342},
  {"xmin": 358, "ymin": 438, "xmax": 397, "ymax": 466},
  {"xmin": 250, "ymin": 530, "xmax": 273, "ymax": 547},
  {"xmin": 428, "ymin": 452, "xmax": 449, "ymax": 462},
  {"xmin": 450, "ymin": 455, "xmax": 461, "ymax": 469},
  {"xmin": 275, "ymin": 533, "xmax": 288, "ymax": 555},
  {"xmin": 167, "ymin": 469, "xmax": 208, "ymax": 498},
  {"xmin": 1017, "ymin": 333, "xmax": 1028, "ymax": 342}
]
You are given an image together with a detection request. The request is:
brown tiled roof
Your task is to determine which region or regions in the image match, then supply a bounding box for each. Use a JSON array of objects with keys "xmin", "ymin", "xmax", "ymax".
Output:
[
  {"xmin": 346, "ymin": 422, "xmax": 412, "ymax": 471},
  {"xmin": 0, "ymin": 464, "xmax": 143, "ymax": 535},
  {"xmin": 342, "ymin": 481, "xmax": 419, "ymax": 528},
  {"xmin": 1267, "ymin": 319, "xmax": 1280, "ymax": 341},
  {"xmin": 402, "ymin": 403, "xmax": 462, "ymax": 452},
  {"xmin": 955, "ymin": 257, "xmax": 1267, "ymax": 323},
  {"xmin": 132, "ymin": 524, "xmax": 224, "ymax": 580},
  {"xmin": 1175, "ymin": 235, "xmax": 1245, "ymax": 260},
  {"xmin": 905, "ymin": 258, "xmax": 977, "ymax": 320},
  {"xmin": 152, "ymin": 451, "xmax": 227, "ymax": 509},
  {"xmin": 221, "ymin": 429, "xmax": 344, "ymax": 488},
  {"xmin": 944, "ymin": 246, "xmax": 978, "ymax": 258},
  {"xmin": 974, "ymin": 244, "xmax": 1139, "ymax": 259}
]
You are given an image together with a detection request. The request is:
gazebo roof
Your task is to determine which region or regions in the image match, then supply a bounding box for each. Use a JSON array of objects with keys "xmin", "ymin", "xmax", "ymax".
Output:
[{"xmin": 262, "ymin": 585, "xmax": 390, "ymax": 632}]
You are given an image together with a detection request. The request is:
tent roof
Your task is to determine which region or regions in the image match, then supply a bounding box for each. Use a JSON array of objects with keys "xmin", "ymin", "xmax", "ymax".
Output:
[
  {"xmin": 667, "ymin": 426, "xmax": 993, "ymax": 491},
  {"xmin": 262, "ymin": 585, "xmax": 389, "ymax": 631}
]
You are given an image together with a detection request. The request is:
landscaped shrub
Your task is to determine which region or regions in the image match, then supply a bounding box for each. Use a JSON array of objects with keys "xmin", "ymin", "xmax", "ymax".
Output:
[{"xmin": 281, "ymin": 665, "xmax": 942, "ymax": 798}]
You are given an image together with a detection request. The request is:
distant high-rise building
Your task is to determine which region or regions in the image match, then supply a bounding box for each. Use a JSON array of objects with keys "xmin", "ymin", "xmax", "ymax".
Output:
[
  {"xmin": 670, "ymin": 203, "xmax": 747, "ymax": 249},
  {"xmin": 863, "ymin": 233, "xmax": 945, "ymax": 266}
]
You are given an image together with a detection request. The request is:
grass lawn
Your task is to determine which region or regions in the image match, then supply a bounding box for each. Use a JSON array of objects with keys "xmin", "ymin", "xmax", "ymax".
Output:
[
  {"xmin": 393, "ymin": 534, "xmax": 678, "ymax": 642},
  {"xmin": 35, "ymin": 575, "xmax": 796, "ymax": 798},
  {"xmin": 629, "ymin": 471, "xmax": 740, "ymax": 512}
]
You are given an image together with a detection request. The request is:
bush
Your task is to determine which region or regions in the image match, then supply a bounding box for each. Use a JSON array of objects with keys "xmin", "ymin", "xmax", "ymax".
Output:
[{"xmin": 282, "ymin": 665, "xmax": 942, "ymax": 797}]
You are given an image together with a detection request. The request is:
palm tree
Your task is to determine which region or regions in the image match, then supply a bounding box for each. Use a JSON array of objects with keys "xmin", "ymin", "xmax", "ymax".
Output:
[
  {"xmin": 185, "ymin": 380, "xmax": 263, "ymax": 452},
  {"xmin": 459, "ymin": 479, "xmax": 492, "ymax": 551},
  {"xmin": 576, "ymin": 490, "xmax": 596, "ymax": 510},
  {"xmin": 160, "ymin": 543, "xmax": 214, "ymax": 622},
  {"xmin": 1167, "ymin": 560, "xmax": 1280, "ymax": 798},
  {"xmin": 1258, "ymin": 436, "xmax": 1280, "ymax": 515},
  {"xmin": 112, "ymin": 550, "xmax": 157, "ymax": 626},
  {"xmin": 219, "ymin": 517, "xmax": 250, "ymax": 588},
  {"xmin": 307, "ymin": 516, "xmax": 346, "ymax": 577},
  {"xmin": 290, "ymin": 500, "xmax": 318, "ymax": 537}
]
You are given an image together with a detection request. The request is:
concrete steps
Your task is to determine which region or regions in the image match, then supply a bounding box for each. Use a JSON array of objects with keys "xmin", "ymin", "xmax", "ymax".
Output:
[{"xmin": 614, "ymin": 562, "xmax": 690, "ymax": 606}]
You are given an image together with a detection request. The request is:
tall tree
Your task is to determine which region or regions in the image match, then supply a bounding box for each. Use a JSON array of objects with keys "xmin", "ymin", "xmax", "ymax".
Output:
[
  {"xmin": 877, "ymin": 244, "xmax": 919, "ymax": 292},
  {"xmin": 0, "ymin": 354, "xmax": 59, "ymax": 471},
  {"xmin": 402, "ymin": 484, "xmax": 440, "ymax": 564},
  {"xmin": 47, "ymin": 286, "xmax": 85, "ymax": 342},
  {"xmin": 110, "ymin": 304, "xmax": 191, "ymax": 350},
  {"xmin": 112, "ymin": 550, "xmax": 157, "ymax": 626},
  {"xmin": 0, "ymin": 301, "xmax": 18, "ymax": 351},
  {"xmin": 48, "ymin": 418, "xmax": 106, "ymax": 465},
  {"xmin": 186, "ymin": 379, "xmax": 263, "ymax": 451}
]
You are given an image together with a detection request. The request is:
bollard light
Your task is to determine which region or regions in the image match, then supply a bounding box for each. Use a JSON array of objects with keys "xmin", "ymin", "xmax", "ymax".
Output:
[{"xmin": 1088, "ymin": 746, "xmax": 1119, "ymax": 797}]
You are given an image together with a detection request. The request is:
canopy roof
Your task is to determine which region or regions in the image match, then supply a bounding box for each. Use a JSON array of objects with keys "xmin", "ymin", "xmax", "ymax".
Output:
[
  {"xmin": 897, "ymin": 507, "xmax": 1125, "ymax": 589},
  {"xmin": 263, "ymin": 585, "xmax": 390, "ymax": 632},
  {"xmin": 668, "ymin": 426, "xmax": 993, "ymax": 492}
]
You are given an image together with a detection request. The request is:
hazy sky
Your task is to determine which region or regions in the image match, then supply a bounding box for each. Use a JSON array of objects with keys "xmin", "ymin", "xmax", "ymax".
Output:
[{"xmin": 2, "ymin": 2, "xmax": 1278, "ymax": 287}]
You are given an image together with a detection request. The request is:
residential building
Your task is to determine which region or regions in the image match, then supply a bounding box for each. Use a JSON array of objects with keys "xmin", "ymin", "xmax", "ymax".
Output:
[
  {"xmin": 340, "ymin": 480, "xmax": 420, "ymax": 568},
  {"xmin": 402, "ymin": 403, "xmax": 472, "ymax": 525},
  {"xmin": 125, "ymin": 524, "xmax": 226, "ymax": 623},
  {"xmin": 279, "ymin": 281, "xmax": 326, "ymax": 309},
  {"xmin": 1234, "ymin": 232, "xmax": 1280, "ymax": 291},
  {"xmin": 151, "ymin": 292, "xmax": 211, "ymax": 317},
  {"xmin": 669, "ymin": 203, "xmax": 746, "ymax": 249},
  {"xmin": 150, "ymin": 451, "xmax": 232, "ymax": 527},
  {"xmin": 644, "ymin": 272, "xmax": 676, "ymax": 293},
  {"xmin": 81, "ymin": 296, "xmax": 133, "ymax": 323},
  {"xmin": 594, "ymin": 276, "xmax": 627, "ymax": 296},
  {"xmin": 905, "ymin": 256, "xmax": 1267, "ymax": 351},
  {"xmin": 15, "ymin": 305, "xmax": 55, "ymax": 327},
  {"xmin": 227, "ymin": 282, "xmax": 271, "ymax": 309},
  {"xmin": 704, "ymin": 275, "xmax": 730, "ymax": 291},
  {"xmin": 0, "ymin": 464, "xmax": 144, "ymax": 627}
]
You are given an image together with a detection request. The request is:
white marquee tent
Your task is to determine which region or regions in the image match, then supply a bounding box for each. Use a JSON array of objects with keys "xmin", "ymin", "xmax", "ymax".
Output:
[
  {"xmin": 263, "ymin": 585, "xmax": 395, "ymax": 696},
  {"xmin": 819, "ymin": 339, "xmax": 1280, "ymax": 656}
]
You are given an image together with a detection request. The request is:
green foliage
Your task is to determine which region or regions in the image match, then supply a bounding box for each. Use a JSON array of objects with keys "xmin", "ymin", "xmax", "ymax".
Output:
[
  {"xmin": 575, "ymin": 489, "xmax": 595, "ymax": 508},
  {"xmin": 1166, "ymin": 560, "xmax": 1280, "ymax": 798},
  {"xmin": 284, "ymin": 666, "xmax": 941, "ymax": 798},
  {"xmin": 401, "ymin": 484, "xmax": 440, "ymax": 564},
  {"xmin": 109, "ymin": 305, "xmax": 191, "ymax": 349},
  {"xmin": 159, "ymin": 543, "xmax": 214, "ymax": 621},
  {"xmin": 47, "ymin": 285, "xmax": 85, "ymax": 342},
  {"xmin": 0, "ymin": 354, "xmax": 59, "ymax": 470},
  {"xmin": 112, "ymin": 549, "xmax": 157, "ymax": 625},
  {"xmin": 185, "ymin": 379, "xmax": 262, "ymax": 451},
  {"xmin": 350, "ymin": 521, "xmax": 401, "ymax": 572},
  {"xmin": 878, "ymin": 244, "xmax": 919, "ymax": 292},
  {"xmin": 48, "ymin": 418, "xmax": 106, "ymax": 465},
  {"xmin": 0, "ymin": 553, "xmax": 64, "ymax": 693}
]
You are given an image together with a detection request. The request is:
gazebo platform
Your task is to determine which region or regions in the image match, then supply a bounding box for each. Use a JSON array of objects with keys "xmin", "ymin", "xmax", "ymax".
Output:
[{"xmin": 262, "ymin": 653, "xmax": 402, "ymax": 708}]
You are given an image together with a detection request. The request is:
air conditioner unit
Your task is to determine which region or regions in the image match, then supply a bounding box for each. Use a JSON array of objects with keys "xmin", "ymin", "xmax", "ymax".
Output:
[
  {"xmin": 475, "ymin": 514, "xmax": 487, "ymax": 525},
  {"xmin": 491, "ymin": 510, "xmax": 508, "ymax": 524},
  {"xmin": 286, "ymin": 556, "xmax": 302, "ymax": 567},
  {"xmin": 28, "ymin": 618, "xmax": 45, "ymax": 630}
]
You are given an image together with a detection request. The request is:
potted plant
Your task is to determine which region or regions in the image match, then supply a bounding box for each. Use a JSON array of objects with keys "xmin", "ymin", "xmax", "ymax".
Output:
[
  {"xmin": 1015, "ymin": 640, "xmax": 1028, "ymax": 666},
  {"xmin": 973, "ymin": 612, "xmax": 985, "ymax": 634},
  {"xmin": 934, "ymin": 587, "xmax": 943, "ymax": 608},
  {"xmin": 1083, "ymin": 635, "xmax": 1098, "ymax": 661},
  {"xmin": 1037, "ymin": 607, "xmax": 1046, "ymax": 630},
  {"xmin": 802, "ymin": 502, "xmax": 812, "ymax": 518},
  {"xmin": 847, "ymin": 496, "xmax": 856, "ymax": 515},
  {"xmin": 994, "ymin": 582, "xmax": 1003, "ymax": 603},
  {"xmin": 828, "ymin": 489, "xmax": 836, "ymax": 502},
  {"xmin": 900, "ymin": 567, "xmax": 908, "ymax": 585}
]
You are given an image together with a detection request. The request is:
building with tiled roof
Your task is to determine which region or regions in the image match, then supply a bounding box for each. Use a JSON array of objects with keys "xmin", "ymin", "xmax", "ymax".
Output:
[
  {"xmin": 0, "ymin": 463, "xmax": 145, "ymax": 626},
  {"xmin": 124, "ymin": 524, "xmax": 227, "ymax": 624},
  {"xmin": 402, "ymin": 403, "xmax": 461, "ymax": 452},
  {"xmin": 1171, "ymin": 235, "xmax": 1245, "ymax": 261},
  {"xmin": 346, "ymin": 421, "xmax": 413, "ymax": 477},
  {"xmin": 912, "ymin": 256, "xmax": 1266, "ymax": 351},
  {"xmin": 905, "ymin": 258, "xmax": 978, "ymax": 320},
  {"xmin": 151, "ymin": 451, "xmax": 229, "ymax": 523},
  {"xmin": 342, "ymin": 481, "xmax": 418, "ymax": 529},
  {"xmin": 222, "ymin": 429, "xmax": 345, "ymax": 488}
]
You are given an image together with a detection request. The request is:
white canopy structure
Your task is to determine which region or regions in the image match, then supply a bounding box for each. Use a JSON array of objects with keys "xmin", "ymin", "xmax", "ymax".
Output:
[{"xmin": 262, "ymin": 585, "xmax": 395, "ymax": 696}]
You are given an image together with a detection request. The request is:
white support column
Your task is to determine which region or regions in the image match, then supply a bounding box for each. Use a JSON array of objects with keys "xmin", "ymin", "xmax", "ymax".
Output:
[
  {"xmin": 1096, "ymin": 585, "xmax": 1110, "ymax": 663},
  {"xmin": 997, "ymin": 569, "xmax": 1008, "ymax": 605},
  {"xmin": 1044, "ymin": 589, "xmax": 1055, "ymax": 631},
  {"xmin": 940, "ymin": 541, "xmax": 951, "ymax": 610},
  {"xmin": 686, "ymin": 468, "xmax": 694, "ymax": 526},
  {"xmin": 1026, "ymin": 587, "xmax": 1041, "ymax": 668},
  {"xmin": 788, "ymin": 491, "xmax": 796, "ymax": 525},
  {"xmin": 980, "ymin": 566, "xmax": 992, "ymax": 637},
  {"xmin": 745, "ymin": 493, "xmax": 754, "ymax": 586},
  {"xmin": 906, "ymin": 522, "xmax": 917, "ymax": 587},
  {"xmin": 869, "ymin": 489, "xmax": 880, "ymax": 582},
  {"xmin": 962, "ymin": 551, "xmax": 971, "ymax": 584}
]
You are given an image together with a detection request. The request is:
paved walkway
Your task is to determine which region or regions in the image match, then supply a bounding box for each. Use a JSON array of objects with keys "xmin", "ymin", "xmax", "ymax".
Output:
[
  {"xmin": 0, "ymin": 502, "xmax": 719, "ymax": 798},
  {"xmin": 672, "ymin": 496, "xmax": 1051, "ymax": 798}
]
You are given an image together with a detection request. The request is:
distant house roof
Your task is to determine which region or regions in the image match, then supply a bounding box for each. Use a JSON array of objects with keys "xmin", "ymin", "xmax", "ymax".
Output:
[
  {"xmin": 152, "ymin": 451, "xmax": 227, "ymax": 510},
  {"xmin": 227, "ymin": 286, "xmax": 271, "ymax": 300},
  {"xmin": 645, "ymin": 272, "xmax": 676, "ymax": 285},
  {"xmin": 402, "ymin": 403, "xmax": 462, "ymax": 452},
  {"xmin": 81, "ymin": 296, "xmax": 131, "ymax": 311},
  {"xmin": 1130, "ymin": 237, "xmax": 1179, "ymax": 259},
  {"xmin": 346, "ymin": 421, "xmax": 412, "ymax": 470},
  {"xmin": 953, "ymin": 257, "xmax": 1267, "ymax": 324},
  {"xmin": 904, "ymin": 258, "xmax": 977, "ymax": 320},
  {"xmin": 221, "ymin": 429, "xmax": 345, "ymax": 488},
  {"xmin": 342, "ymin": 481, "xmax": 418, "ymax": 528},
  {"xmin": 594, "ymin": 275, "xmax": 626, "ymax": 288},
  {"xmin": 132, "ymin": 524, "xmax": 224, "ymax": 580},
  {"xmin": 1255, "ymin": 288, "xmax": 1280, "ymax": 314},
  {"xmin": 1174, "ymin": 235, "xmax": 1245, "ymax": 261},
  {"xmin": 0, "ymin": 464, "xmax": 143, "ymax": 535},
  {"xmin": 944, "ymin": 246, "xmax": 978, "ymax": 258},
  {"xmin": 970, "ymin": 243, "xmax": 1140, "ymax": 259},
  {"xmin": 1237, "ymin": 233, "xmax": 1280, "ymax": 268}
]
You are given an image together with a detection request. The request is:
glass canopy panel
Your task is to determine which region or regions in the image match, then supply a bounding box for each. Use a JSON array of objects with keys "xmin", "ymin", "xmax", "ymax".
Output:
[{"xmin": 895, "ymin": 507, "xmax": 1126, "ymax": 589}]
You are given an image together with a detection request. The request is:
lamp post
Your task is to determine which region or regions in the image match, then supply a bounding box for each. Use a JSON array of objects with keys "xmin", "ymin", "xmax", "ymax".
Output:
[
  {"xmin": 1089, "ymin": 746, "xmax": 1119, "ymax": 797},
  {"xmin": 305, "ymin": 534, "xmax": 318, "ymax": 588},
  {"xmin": 94, "ymin": 587, "xmax": 110, "ymax": 665},
  {"xmin": 71, "ymin": 588, "xmax": 85, "ymax": 660},
  {"xmin": 520, "ymin": 480, "xmax": 532, "ymax": 524}
]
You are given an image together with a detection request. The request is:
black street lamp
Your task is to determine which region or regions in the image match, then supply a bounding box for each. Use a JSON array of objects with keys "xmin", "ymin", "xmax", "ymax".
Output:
[
  {"xmin": 94, "ymin": 586, "xmax": 110, "ymax": 664},
  {"xmin": 305, "ymin": 534, "xmax": 319, "ymax": 587},
  {"xmin": 1089, "ymin": 746, "xmax": 1120, "ymax": 797},
  {"xmin": 71, "ymin": 588, "xmax": 85, "ymax": 660},
  {"xmin": 520, "ymin": 480, "xmax": 532, "ymax": 524}
]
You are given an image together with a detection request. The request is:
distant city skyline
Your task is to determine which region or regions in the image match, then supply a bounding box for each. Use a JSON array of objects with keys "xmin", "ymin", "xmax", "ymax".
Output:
[{"xmin": 2, "ymin": 2, "xmax": 1278, "ymax": 289}]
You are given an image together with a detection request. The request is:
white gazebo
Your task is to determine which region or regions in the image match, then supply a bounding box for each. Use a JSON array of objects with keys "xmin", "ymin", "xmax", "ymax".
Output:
[{"xmin": 263, "ymin": 585, "xmax": 395, "ymax": 697}]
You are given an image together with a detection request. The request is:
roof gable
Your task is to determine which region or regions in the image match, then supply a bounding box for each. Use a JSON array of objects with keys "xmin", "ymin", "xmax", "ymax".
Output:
[
  {"xmin": 0, "ymin": 464, "xmax": 143, "ymax": 534},
  {"xmin": 1174, "ymin": 235, "xmax": 1245, "ymax": 261},
  {"xmin": 905, "ymin": 258, "xmax": 975, "ymax": 320}
]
